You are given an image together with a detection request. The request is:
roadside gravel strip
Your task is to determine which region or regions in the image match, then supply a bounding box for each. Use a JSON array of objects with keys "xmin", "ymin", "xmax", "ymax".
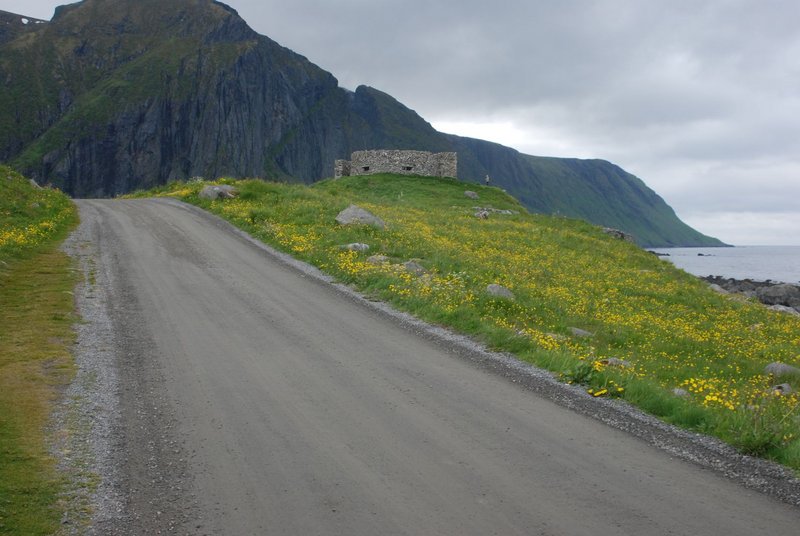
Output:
[
  {"xmin": 53, "ymin": 219, "xmax": 125, "ymax": 533},
  {"xmin": 59, "ymin": 198, "xmax": 799, "ymax": 535},
  {"xmin": 56, "ymin": 206, "xmax": 203, "ymax": 534}
]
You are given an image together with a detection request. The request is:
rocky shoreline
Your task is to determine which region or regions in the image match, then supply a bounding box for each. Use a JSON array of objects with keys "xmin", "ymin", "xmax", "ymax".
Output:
[{"xmin": 702, "ymin": 276, "xmax": 800, "ymax": 315}]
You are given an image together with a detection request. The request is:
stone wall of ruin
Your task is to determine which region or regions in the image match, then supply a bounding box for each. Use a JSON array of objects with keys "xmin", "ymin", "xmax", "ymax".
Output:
[{"xmin": 334, "ymin": 150, "xmax": 457, "ymax": 179}]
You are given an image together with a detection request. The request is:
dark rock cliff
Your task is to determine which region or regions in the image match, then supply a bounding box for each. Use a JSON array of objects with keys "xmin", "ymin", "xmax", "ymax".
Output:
[{"xmin": 0, "ymin": 0, "xmax": 724, "ymax": 246}]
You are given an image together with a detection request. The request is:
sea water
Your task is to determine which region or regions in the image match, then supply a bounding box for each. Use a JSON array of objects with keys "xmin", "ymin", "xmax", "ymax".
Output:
[{"xmin": 648, "ymin": 246, "xmax": 800, "ymax": 284}]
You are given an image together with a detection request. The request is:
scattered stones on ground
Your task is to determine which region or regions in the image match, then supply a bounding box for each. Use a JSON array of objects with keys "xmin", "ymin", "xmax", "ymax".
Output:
[
  {"xmin": 341, "ymin": 243, "xmax": 369, "ymax": 252},
  {"xmin": 569, "ymin": 327, "xmax": 594, "ymax": 338},
  {"xmin": 199, "ymin": 184, "xmax": 238, "ymax": 200},
  {"xmin": 672, "ymin": 388, "xmax": 690, "ymax": 398},
  {"xmin": 486, "ymin": 284, "xmax": 515, "ymax": 300},
  {"xmin": 765, "ymin": 362, "xmax": 800, "ymax": 378},
  {"xmin": 335, "ymin": 204, "xmax": 386, "ymax": 229},
  {"xmin": 366, "ymin": 254, "xmax": 389, "ymax": 265},
  {"xmin": 403, "ymin": 260, "xmax": 427, "ymax": 276},
  {"xmin": 464, "ymin": 191, "xmax": 479, "ymax": 200},
  {"xmin": 602, "ymin": 227, "xmax": 636, "ymax": 242},
  {"xmin": 475, "ymin": 210, "xmax": 490, "ymax": 219}
]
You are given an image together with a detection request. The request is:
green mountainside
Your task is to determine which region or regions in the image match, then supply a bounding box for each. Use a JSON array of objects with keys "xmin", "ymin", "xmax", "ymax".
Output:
[{"xmin": 0, "ymin": 0, "xmax": 724, "ymax": 246}]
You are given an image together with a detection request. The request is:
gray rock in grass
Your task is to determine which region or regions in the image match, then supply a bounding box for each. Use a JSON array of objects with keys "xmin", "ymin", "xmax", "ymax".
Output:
[
  {"xmin": 765, "ymin": 362, "xmax": 800, "ymax": 378},
  {"xmin": 569, "ymin": 327, "xmax": 594, "ymax": 338},
  {"xmin": 199, "ymin": 184, "xmax": 238, "ymax": 200},
  {"xmin": 341, "ymin": 243, "xmax": 370, "ymax": 252},
  {"xmin": 486, "ymin": 284, "xmax": 515, "ymax": 300},
  {"xmin": 335, "ymin": 204, "xmax": 385, "ymax": 229}
]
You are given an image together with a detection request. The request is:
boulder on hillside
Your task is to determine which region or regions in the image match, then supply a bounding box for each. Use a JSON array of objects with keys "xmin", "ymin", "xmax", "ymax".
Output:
[
  {"xmin": 341, "ymin": 243, "xmax": 370, "ymax": 252},
  {"xmin": 335, "ymin": 204, "xmax": 385, "ymax": 229},
  {"xmin": 569, "ymin": 327, "xmax": 594, "ymax": 338},
  {"xmin": 765, "ymin": 362, "xmax": 800, "ymax": 378},
  {"xmin": 602, "ymin": 227, "xmax": 635, "ymax": 243},
  {"xmin": 464, "ymin": 190, "xmax": 479, "ymax": 200},
  {"xmin": 486, "ymin": 284, "xmax": 515, "ymax": 300},
  {"xmin": 199, "ymin": 184, "xmax": 238, "ymax": 200},
  {"xmin": 708, "ymin": 284, "xmax": 729, "ymax": 294},
  {"xmin": 599, "ymin": 357, "xmax": 630, "ymax": 368}
]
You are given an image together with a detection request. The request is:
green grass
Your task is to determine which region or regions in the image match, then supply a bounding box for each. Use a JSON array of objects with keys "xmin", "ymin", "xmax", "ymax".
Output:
[
  {"xmin": 135, "ymin": 173, "xmax": 800, "ymax": 470},
  {"xmin": 0, "ymin": 165, "xmax": 78, "ymax": 535}
]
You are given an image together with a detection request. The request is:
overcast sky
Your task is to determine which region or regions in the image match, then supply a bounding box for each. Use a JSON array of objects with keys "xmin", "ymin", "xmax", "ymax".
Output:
[{"xmin": 7, "ymin": 0, "xmax": 800, "ymax": 245}]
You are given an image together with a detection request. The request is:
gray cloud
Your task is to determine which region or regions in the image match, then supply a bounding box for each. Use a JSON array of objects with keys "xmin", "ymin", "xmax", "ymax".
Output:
[{"xmin": 6, "ymin": 0, "xmax": 800, "ymax": 244}]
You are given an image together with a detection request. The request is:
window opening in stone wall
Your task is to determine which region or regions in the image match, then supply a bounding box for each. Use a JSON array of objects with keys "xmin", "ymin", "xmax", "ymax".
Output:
[
  {"xmin": 362, "ymin": 166, "xmax": 370, "ymax": 171},
  {"xmin": 402, "ymin": 166, "xmax": 413, "ymax": 171}
]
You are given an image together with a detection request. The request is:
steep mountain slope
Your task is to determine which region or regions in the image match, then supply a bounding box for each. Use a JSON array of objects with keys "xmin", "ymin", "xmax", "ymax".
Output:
[{"xmin": 0, "ymin": 0, "xmax": 723, "ymax": 246}]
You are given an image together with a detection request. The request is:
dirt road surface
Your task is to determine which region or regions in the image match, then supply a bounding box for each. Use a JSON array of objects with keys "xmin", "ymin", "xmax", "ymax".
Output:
[{"xmin": 71, "ymin": 198, "xmax": 800, "ymax": 535}]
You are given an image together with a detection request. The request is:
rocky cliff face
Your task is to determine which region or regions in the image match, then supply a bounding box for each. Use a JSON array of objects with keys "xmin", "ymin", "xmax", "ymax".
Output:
[{"xmin": 0, "ymin": 0, "xmax": 724, "ymax": 246}]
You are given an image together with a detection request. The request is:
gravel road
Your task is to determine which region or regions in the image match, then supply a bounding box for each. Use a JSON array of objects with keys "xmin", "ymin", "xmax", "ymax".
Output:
[{"xmin": 63, "ymin": 198, "xmax": 800, "ymax": 535}]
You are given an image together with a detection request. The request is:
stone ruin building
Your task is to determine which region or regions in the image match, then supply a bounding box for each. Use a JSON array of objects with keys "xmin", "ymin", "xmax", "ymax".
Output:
[{"xmin": 334, "ymin": 150, "xmax": 457, "ymax": 179}]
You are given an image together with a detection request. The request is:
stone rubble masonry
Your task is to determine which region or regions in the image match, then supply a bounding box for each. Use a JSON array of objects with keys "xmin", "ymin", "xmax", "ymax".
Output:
[{"xmin": 334, "ymin": 150, "xmax": 457, "ymax": 179}]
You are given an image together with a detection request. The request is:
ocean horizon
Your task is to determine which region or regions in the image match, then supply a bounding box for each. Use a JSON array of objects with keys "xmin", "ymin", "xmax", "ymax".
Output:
[{"xmin": 648, "ymin": 245, "xmax": 800, "ymax": 284}]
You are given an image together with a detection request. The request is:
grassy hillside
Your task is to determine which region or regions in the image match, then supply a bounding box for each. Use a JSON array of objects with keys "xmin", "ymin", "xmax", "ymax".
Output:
[
  {"xmin": 0, "ymin": 166, "xmax": 77, "ymax": 534},
  {"xmin": 137, "ymin": 174, "xmax": 800, "ymax": 470}
]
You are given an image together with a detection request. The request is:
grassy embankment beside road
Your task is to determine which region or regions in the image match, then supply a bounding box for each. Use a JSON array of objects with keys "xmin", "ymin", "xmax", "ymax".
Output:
[
  {"xmin": 137, "ymin": 174, "xmax": 800, "ymax": 471},
  {"xmin": 0, "ymin": 165, "xmax": 78, "ymax": 535}
]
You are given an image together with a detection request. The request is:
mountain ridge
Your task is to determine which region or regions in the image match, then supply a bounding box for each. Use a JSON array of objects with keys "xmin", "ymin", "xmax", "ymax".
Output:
[{"xmin": 0, "ymin": 0, "xmax": 724, "ymax": 247}]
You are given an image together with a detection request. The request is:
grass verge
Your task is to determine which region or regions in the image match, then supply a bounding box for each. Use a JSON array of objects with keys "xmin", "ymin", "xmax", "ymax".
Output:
[
  {"xmin": 0, "ymin": 165, "xmax": 78, "ymax": 535},
  {"xmin": 134, "ymin": 174, "xmax": 800, "ymax": 471}
]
